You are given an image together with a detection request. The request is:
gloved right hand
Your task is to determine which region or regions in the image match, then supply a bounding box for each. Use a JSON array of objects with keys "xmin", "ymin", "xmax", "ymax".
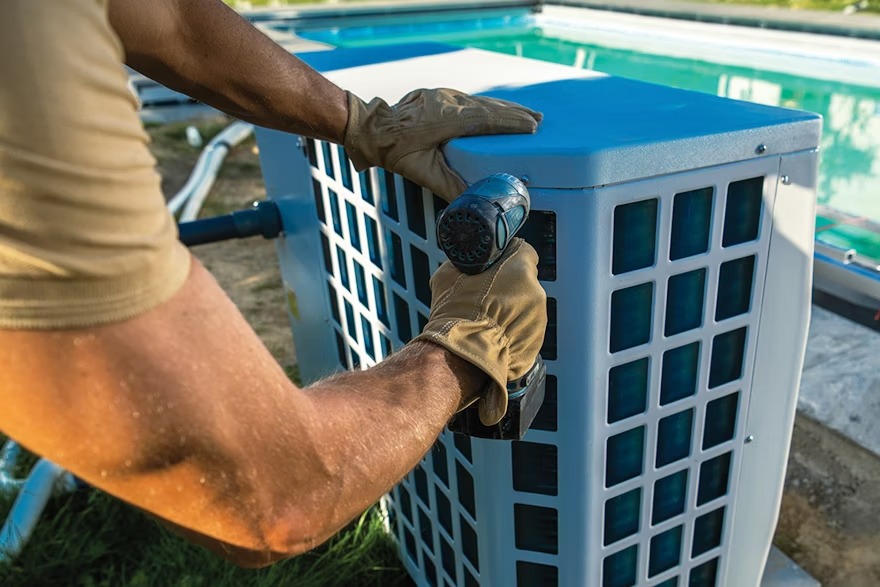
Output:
[
  {"xmin": 412, "ymin": 238, "xmax": 547, "ymax": 426},
  {"xmin": 343, "ymin": 88, "xmax": 542, "ymax": 202}
]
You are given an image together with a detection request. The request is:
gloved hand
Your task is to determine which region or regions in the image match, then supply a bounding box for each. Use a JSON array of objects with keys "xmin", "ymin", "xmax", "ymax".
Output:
[
  {"xmin": 343, "ymin": 89, "xmax": 542, "ymax": 201},
  {"xmin": 413, "ymin": 238, "xmax": 547, "ymax": 425}
]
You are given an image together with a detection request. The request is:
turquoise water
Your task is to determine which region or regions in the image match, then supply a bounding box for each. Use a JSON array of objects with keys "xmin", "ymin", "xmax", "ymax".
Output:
[{"xmin": 298, "ymin": 21, "xmax": 880, "ymax": 224}]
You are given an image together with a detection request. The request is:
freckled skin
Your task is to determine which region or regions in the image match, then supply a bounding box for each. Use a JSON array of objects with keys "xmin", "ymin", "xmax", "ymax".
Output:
[{"xmin": 0, "ymin": 0, "xmax": 487, "ymax": 568}]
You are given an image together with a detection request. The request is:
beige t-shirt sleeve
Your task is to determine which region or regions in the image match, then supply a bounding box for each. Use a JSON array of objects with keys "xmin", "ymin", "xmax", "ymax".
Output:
[{"xmin": 0, "ymin": 0, "xmax": 191, "ymax": 329}]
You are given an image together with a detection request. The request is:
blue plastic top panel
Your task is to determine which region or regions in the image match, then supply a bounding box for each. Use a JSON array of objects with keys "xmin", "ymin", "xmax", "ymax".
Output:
[{"xmin": 300, "ymin": 43, "xmax": 822, "ymax": 188}]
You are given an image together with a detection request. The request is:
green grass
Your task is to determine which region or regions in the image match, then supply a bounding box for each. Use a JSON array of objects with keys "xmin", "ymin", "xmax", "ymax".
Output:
[
  {"xmin": 687, "ymin": 0, "xmax": 880, "ymax": 13},
  {"xmin": 0, "ymin": 483, "xmax": 409, "ymax": 586}
]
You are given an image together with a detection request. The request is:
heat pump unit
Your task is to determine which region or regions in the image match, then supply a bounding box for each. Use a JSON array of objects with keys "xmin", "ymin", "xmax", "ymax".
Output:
[{"xmin": 255, "ymin": 43, "xmax": 820, "ymax": 587}]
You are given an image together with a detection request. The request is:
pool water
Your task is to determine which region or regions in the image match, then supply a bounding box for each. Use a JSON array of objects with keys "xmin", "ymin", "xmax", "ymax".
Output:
[
  {"xmin": 297, "ymin": 20, "xmax": 880, "ymax": 228},
  {"xmin": 470, "ymin": 31, "xmax": 880, "ymax": 225}
]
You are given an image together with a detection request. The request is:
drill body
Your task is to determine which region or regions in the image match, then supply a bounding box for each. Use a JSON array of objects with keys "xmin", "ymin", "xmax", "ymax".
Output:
[{"xmin": 436, "ymin": 174, "xmax": 547, "ymax": 440}]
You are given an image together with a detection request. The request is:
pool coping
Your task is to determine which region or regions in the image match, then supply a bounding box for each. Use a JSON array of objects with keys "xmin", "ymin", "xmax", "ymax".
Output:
[
  {"xmin": 242, "ymin": 0, "xmax": 880, "ymax": 41},
  {"xmin": 245, "ymin": 0, "xmax": 539, "ymax": 23},
  {"xmin": 548, "ymin": 0, "xmax": 880, "ymax": 41}
]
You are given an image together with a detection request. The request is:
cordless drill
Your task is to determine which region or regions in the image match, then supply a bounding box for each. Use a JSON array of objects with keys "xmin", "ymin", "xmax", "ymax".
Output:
[{"xmin": 436, "ymin": 173, "xmax": 547, "ymax": 440}]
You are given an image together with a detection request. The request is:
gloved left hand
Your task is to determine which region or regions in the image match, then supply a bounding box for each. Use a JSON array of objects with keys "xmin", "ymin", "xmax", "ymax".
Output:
[{"xmin": 342, "ymin": 88, "xmax": 542, "ymax": 201}]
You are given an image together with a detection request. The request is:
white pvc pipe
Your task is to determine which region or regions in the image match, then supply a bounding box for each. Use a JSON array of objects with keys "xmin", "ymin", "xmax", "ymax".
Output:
[
  {"xmin": 171, "ymin": 121, "xmax": 254, "ymax": 220},
  {"xmin": 0, "ymin": 441, "xmax": 24, "ymax": 494},
  {"xmin": 166, "ymin": 148, "xmax": 216, "ymax": 214},
  {"xmin": 0, "ymin": 459, "xmax": 76, "ymax": 562},
  {"xmin": 0, "ymin": 441, "xmax": 20, "ymax": 475}
]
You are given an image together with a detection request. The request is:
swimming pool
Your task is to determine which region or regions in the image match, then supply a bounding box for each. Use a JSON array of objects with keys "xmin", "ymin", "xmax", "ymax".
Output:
[{"xmin": 286, "ymin": 7, "xmax": 880, "ymax": 227}]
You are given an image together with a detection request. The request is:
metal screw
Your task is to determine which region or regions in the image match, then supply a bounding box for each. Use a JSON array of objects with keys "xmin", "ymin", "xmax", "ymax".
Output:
[
  {"xmin": 756, "ymin": 144, "xmax": 767, "ymax": 154},
  {"xmin": 781, "ymin": 175, "xmax": 792, "ymax": 185},
  {"xmin": 520, "ymin": 175, "xmax": 530, "ymax": 185},
  {"xmin": 745, "ymin": 435, "xmax": 755, "ymax": 444}
]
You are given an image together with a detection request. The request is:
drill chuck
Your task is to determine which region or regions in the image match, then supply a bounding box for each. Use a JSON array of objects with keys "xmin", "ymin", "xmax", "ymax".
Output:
[{"xmin": 437, "ymin": 173, "xmax": 530, "ymax": 275}]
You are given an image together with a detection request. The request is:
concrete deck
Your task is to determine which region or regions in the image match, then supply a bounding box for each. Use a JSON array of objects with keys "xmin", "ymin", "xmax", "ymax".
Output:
[
  {"xmin": 240, "ymin": 0, "xmax": 880, "ymax": 40},
  {"xmin": 552, "ymin": 0, "xmax": 880, "ymax": 39},
  {"xmin": 762, "ymin": 547, "xmax": 821, "ymax": 587},
  {"xmin": 800, "ymin": 304, "xmax": 880, "ymax": 457}
]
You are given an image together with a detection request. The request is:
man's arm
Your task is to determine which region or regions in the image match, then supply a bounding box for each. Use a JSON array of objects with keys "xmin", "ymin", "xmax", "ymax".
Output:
[
  {"xmin": 0, "ymin": 258, "xmax": 484, "ymax": 567},
  {"xmin": 108, "ymin": 0, "xmax": 348, "ymax": 142},
  {"xmin": 108, "ymin": 0, "xmax": 542, "ymax": 201},
  {"xmin": 0, "ymin": 0, "xmax": 545, "ymax": 568}
]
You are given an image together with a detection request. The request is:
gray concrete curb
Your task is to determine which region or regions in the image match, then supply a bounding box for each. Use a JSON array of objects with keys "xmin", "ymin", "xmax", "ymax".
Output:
[{"xmin": 548, "ymin": 0, "xmax": 880, "ymax": 40}]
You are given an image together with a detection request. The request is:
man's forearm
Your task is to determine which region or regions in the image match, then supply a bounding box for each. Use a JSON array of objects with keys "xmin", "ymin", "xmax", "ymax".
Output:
[
  {"xmin": 0, "ymin": 259, "xmax": 486, "ymax": 565},
  {"xmin": 155, "ymin": 342, "xmax": 485, "ymax": 567},
  {"xmin": 290, "ymin": 342, "xmax": 485, "ymax": 553},
  {"xmin": 109, "ymin": 0, "xmax": 348, "ymax": 142}
]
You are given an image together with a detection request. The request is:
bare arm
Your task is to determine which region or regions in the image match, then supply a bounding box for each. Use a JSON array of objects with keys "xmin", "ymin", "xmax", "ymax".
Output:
[
  {"xmin": 0, "ymin": 258, "xmax": 484, "ymax": 567},
  {"xmin": 0, "ymin": 0, "xmax": 541, "ymax": 569},
  {"xmin": 107, "ymin": 0, "xmax": 543, "ymax": 202},
  {"xmin": 108, "ymin": 0, "xmax": 348, "ymax": 143}
]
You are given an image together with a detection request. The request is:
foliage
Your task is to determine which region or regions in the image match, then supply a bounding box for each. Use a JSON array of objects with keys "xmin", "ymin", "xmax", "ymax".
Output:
[
  {"xmin": 689, "ymin": 0, "xmax": 880, "ymax": 13},
  {"xmin": 0, "ymin": 486, "xmax": 408, "ymax": 587}
]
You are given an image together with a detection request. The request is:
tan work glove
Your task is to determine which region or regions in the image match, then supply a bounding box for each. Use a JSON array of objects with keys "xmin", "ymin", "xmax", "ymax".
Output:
[
  {"xmin": 413, "ymin": 238, "xmax": 547, "ymax": 425},
  {"xmin": 343, "ymin": 89, "xmax": 543, "ymax": 201}
]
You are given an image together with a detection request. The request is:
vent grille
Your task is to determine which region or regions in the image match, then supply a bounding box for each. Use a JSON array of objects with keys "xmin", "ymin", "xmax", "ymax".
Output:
[
  {"xmin": 599, "ymin": 173, "xmax": 770, "ymax": 586},
  {"xmin": 306, "ymin": 139, "xmax": 558, "ymax": 586},
  {"xmin": 305, "ymin": 137, "xmax": 772, "ymax": 586}
]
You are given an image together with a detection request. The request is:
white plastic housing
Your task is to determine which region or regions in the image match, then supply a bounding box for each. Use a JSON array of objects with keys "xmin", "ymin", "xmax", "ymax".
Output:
[{"xmin": 256, "ymin": 45, "xmax": 820, "ymax": 587}]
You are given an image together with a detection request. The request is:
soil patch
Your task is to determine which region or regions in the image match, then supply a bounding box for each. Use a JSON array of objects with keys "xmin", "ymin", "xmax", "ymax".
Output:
[
  {"xmin": 148, "ymin": 115, "xmax": 296, "ymax": 377},
  {"xmin": 776, "ymin": 416, "xmax": 880, "ymax": 587}
]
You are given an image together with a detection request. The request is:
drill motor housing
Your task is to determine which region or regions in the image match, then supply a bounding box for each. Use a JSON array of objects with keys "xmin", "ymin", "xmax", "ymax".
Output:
[{"xmin": 437, "ymin": 173, "xmax": 547, "ymax": 440}]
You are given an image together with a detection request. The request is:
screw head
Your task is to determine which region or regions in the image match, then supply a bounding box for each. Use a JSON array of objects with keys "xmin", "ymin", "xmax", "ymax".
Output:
[
  {"xmin": 520, "ymin": 175, "xmax": 530, "ymax": 185},
  {"xmin": 756, "ymin": 144, "xmax": 768, "ymax": 154},
  {"xmin": 781, "ymin": 175, "xmax": 792, "ymax": 185},
  {"xmin": 745, "ymin": 435, "xmax": 755, "ymax": 444}
]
